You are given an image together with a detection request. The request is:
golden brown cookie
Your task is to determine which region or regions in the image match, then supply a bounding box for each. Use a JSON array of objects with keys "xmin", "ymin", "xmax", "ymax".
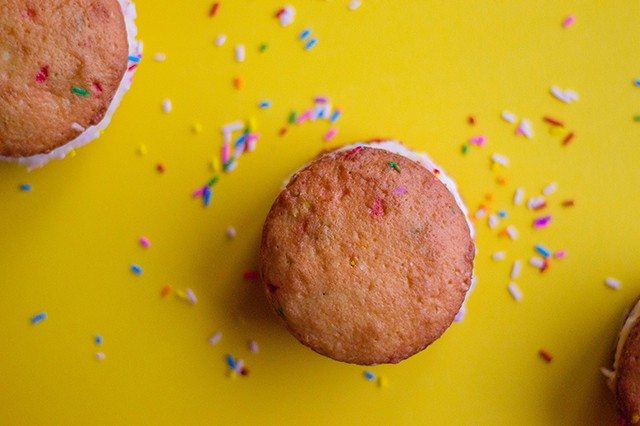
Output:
[
  {"xmin": 260, "ymin": 144, "xmax": 475, "ymax": 365},
  {"xmin": 0, "ymin": 0, "xmax": 129, "ymax": 157}
]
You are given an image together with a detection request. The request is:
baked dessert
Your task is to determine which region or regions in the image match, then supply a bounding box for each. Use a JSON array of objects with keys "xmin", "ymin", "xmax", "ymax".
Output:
[
  {"xmin": 0, "ymin": 0, "xmax": 141, "ymax": 168},
  {"xmin": 260, "ymin": 141, "xmax": 475, "ymax": 365},
  {"xmin": 603, "ymin": 298, "xmax": 640, "ymax": 423}
]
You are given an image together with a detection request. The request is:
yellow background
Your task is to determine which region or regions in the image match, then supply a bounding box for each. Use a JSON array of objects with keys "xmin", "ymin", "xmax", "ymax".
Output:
[{"xmin": 1, "ymin": 1, "xmax": 639, "ymax": 424}]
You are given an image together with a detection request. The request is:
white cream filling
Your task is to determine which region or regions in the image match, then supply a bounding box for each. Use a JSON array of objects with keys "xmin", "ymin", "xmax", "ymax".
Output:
[
  {"xmin": 603, "ymin": 299, "xmax": 640, "ymax": 390},
  {"xmin": 0, "ymin": 0, "xmax": 141, "ymax": 170},
  {"xmin": 284, "ymin": 140, "xmax": 476, "ymax": 320}
]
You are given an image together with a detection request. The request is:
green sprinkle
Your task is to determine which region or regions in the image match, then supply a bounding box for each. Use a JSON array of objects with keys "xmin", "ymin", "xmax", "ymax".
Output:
[
  {"xmin": 208, "ymin": 176, "xmax": 220, "ymax": 187},
  {"xmin": 288, "ymin": 111, "xmax": 298, "ymax": 124},
  {"xmin": 461, "ymin": 143, "xmax": 470, "ymax": 155},
  {"xmin": 388, "ymin": 161, "xmax": 400, "ymax": 172},
  {"xmin": 259, "ymin": 43, "xmax": 269, "ymax": 53},
  {"xmin": 633, "ymin": 114, "xmax": 640, "ymax": 122},
  {"xmin": 71, "ymin": 86, "xmax": 90, "ymax": 97}
]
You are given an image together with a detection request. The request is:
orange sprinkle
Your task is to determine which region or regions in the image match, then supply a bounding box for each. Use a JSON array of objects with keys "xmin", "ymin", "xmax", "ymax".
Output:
[
  {"xmin": 233, "ymin": 76, "xmax": 243, "ymax": 89},
  {"xmin": 161, "ymin": 285, "xmax": 172, "ymax": 298},
  {"xmin": 279, "ymin": 127, "xmax": 288, "ymax": 137},
  {"xmin": 562, "ymin": 132, "xmax": 575, "ymax": 145},
  {"xmin": 538, "ymin": 349, "xmax": 553, "ymax": 363},
  {"xmin": 496, "ymin": 176, "xmax": 508, "ymax": 185},
  {"xmin": 484, "ymin": 193, "xmax": 493, "ymax": 202},
  {"xmin": 562, "ymin": 199, "xmax": 575, "ymax": 207}
]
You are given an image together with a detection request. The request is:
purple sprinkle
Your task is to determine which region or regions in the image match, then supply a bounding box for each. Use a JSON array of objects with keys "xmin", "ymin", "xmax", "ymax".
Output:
[
  {"xmin": 203, "ymin": 186, "xmax": 212, "ymax": 206},
  {"xmin": 393, "ymin": 185, "xmax": 408, "ymax": 195},
  {"xmin": 533, "ymin": 215, "xmax": 552, "ymax": 229}
]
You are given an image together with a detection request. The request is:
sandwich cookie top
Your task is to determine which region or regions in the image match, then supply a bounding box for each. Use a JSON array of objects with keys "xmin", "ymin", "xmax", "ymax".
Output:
[
  {"xmin": 610, "ymin": 299, "xmax": 640, "ymax": 423},
  {"xmin": 0, "ymin": 0, "xmax": 129, "ymax": 157},
  {"xmin": 260, "ymin": 146, "xmax": 475, "ymax": 365}
]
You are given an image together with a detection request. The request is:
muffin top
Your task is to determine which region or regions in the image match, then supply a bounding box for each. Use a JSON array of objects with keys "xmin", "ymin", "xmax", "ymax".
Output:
[
  {"xmin": 0, "ymin": 0, "xmax": 128, "ymax": 157},
  {"xmin": 260, "ymin": 146, "xmax": 475, "ymax": 365}
]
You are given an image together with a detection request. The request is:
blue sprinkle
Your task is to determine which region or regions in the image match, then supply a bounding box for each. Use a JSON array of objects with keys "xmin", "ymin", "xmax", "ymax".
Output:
[
  {"xmin": 203, "ymin": 186, "xmax": 213, "ymax": 207},
  {"xmin": 258, "ymin": 99, "xmax": 272, "ymax": 109},
  {"xmin": 94, "ymin": 335, "xmax": 103, "ymax": 345},
  {"xmin": 31, "ymin": 312, "xmax": 47, "ymax": 325},
  {"xmin": 329, "ymin": 110, "xmax": 342, "ymax": 123},
  {"xmin": 304, "ymin": 38, "xmax": 318, "ymax": 51},
  {"xmin": 226, "ymin": 354, "xmax": 237, "ymax": 369},
  {"xmin": 235, "ymin": 133, "xmax": 247, "ymax": 147},
  {"xmin": 19, "ymin": 183, "xmax": 32, "ymax": 192},
  {"xmin": 131, "ymin": 264, "xmax": 143, "ymax": 275},
  {"xmin": 128, "ymin": 55, "xmax": 140, "ymax": 63},
  {"xmin": 635, "ymin": 78, "xmax": 640, "ymax": 87},
  {"xmin": 498, "ymin": 210, "xmax": 508, "ymax": 218},
  {"xmin": 299, "ymin": 28, "xmax": 311, "ymax": 40},
  {"xmin": 534, "ymin": 244, "xmax": 551, "ymax": 258},
  {"xmin": 363, "ymin": 371, "xmax": 376, "ymax": 381}
]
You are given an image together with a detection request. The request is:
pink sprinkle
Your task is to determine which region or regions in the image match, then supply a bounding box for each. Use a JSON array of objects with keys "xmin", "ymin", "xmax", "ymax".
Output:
[
  {"xmin": 193, "ymin": 186, "xmax": 206, "ymax": 197},
  {"xmin": 297, "ymin": 110, "xmax": 313, "ymax": 124},
  {"xmin": 139, "ymin": 236, "xmax": 151, "ymax": 248},
  {"xmin": 35, "ymin": 66, "xmax": 49, "ymax": 83},
  {"xmin": 127, "ymin": 64, "xmax": 138, "ymax": 72},
  {"xmin": 393, "ymin": 185, "xmax": 407, "ymax": 195},
  {"xmin": 243, "ymin": 270, "xmax": 259, "ymax": 281},
  {"xmin": 469, "ymin": 135, "xmax": 487, "ymax": 146},
  {"xmin": 562, "ymin": 14, "xmax": 575, "ymax": 28},
  {"xmin": 246, "ymin": 133, "xmax": 259, "ymax": 152},
  {"xmin": 554, "ymin": 250, "xmax": 567, "ymax": 259},
  {"xmin": 370, "ymin": 198, "xmax": 384, "ymax": 217},
  {"xmin": 324, "ymin": 128, "xmax": 338, "ymax": 141},
  {"xmin": 533, "ymin": 215, "xmax": 552, "ymax": 229},
  {"xmin": 221, "ymin": 141, "xmax": 231, "ymax": 164}
]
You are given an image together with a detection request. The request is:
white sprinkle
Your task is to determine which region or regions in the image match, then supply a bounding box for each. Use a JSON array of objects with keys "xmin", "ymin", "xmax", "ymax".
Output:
[
  {"xmin": 95, "ymin": 352, "xmax": 106, "ymax": 361},
  {"xmin": 235, "ymin": 358, "xmax": 245, "ymax": 373},
  {"xmin": 543, "ymin": 182, "xmax": 558, "ymax": 196},
  {"xmin": 208, "ymin": 331, "xmax": 222, "ymax": 345},
  {"xmin": 153, "ymin": 52, "xmax": 166, "ymax": 62},
  {"xmin": 511, "ymin": 260, "xmax": 522, "ymax": 279},
  {"xmin": 71, "ymin": 122, "xmax": 85, "ymax": 132},
  {"xmin": 527, "ymin": 196, "xmax": 546, "ymax": 210},
  {"xmin": 162, "ymin": 98, "xmax": 172, "ymax": 113},
  {"xmin": 186, "ymin": 288, "xmax": 198, "ymax": 305},
  {"xmin": 235, "ymin": 44, "xmax": 246, "ymax": 62},
  {"xmin": 226, "ymin": 226, "xmax": 237, "ymax": 239},
  {"xmin": 278, "ymin": 5, "xmax": 296, "ymax": 26},
  {"xmin": 488, "ymin": 214, "xmax": 499, "ymax": 229},
  {"xmin": 517, "ymin": 118, "xmax": 534, "ymax": 139},
  {"xmin": 513, "ymin": 187, "xmax": 525, "ymax": 206},
  {"xmin": 492, "ymin": 251, "xmax": 506, "ymax": 261},
  {"xmin": 474, "ymin": 208, "xmax": 487, "ymax": 219},
  {"xmin": 215, "ymin": 34, "xmax": 227, "ymax": 46},
  {"xmin": 501, "ymin": 110, "xmax": 517, "ymax": 123},
  {"xmin": 550, "ymin": 85, "xmax": 580, "ymax": 103},
  {"xmin": 348, "ymin": 0, "xmax": 362, "ymax": 10},
  {"xmin": 222, "ymin": 121, "xmax": 244, "ymax": 134},
  {"xmin": 248, "ymin": 340, "xmax": 259, "ymax": 353},
  {"xmin": 508, "ymin": 282, "xmax": 523, "ymax": 301},
  {"xmin": 601, "ymin": 367, "xmax": 615, "ymax": 380},
  {"xmin": 491, "ymin": 153, "xmax": 509, "ymax": 167},
  {"xmin": 506, "ymin": 225, "xmax": 519, "ymax": 240},
  {"xmin": 530, "ymin": 256, "xmax": 545, "ymax": 268},
  {"xmin": 605, "ymin": 277, "xmax": 622, "ymax": 290}
]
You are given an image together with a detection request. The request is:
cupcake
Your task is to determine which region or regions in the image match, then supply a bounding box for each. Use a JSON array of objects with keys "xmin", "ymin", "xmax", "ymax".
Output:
[
  {"xmin": 260, "ymin": 141, "xmax": 475, "ymax": 365},
  {"xmin": 0, "ymin": 0, "xmax": 141, "ymax": 169},
  {"xmin": 603, "ymin": 298, "xmax": 640, "ymax": 423}
]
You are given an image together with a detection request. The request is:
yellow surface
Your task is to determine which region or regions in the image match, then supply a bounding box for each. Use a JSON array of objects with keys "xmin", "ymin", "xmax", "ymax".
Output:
[{"xmin": 1, "ymin": 1, "xmax": 639, "ymax": 424}]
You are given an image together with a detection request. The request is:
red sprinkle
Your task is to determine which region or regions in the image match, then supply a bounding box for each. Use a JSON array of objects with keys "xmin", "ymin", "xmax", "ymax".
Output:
[
  {"xmin": 92, "ymin": 82, "xmax": 103, "ymax": 93},
  {"xmin": 562, "ymin": 132, "xmax": 575, "ymax": 145},
  {"xmin": 543, "ymin": 116, "xmax": 565, "ymax": 127},
  {"xmin": 279, "ymin": 127, "xmax": 288, "ymax": 137},
  {"xmin": 127, "ymin": 64, "xmax": 138, "ymax": 72},
  {"xmin": 433, "ymin": 169, "xmax": 441, "ymax": 175},
  {"xmin": 243, "ymin": 270, "xmax": 259, "ymax": 281},
  {"xmin": 35, "ymin": 66, "xmax": 49, "ymax": 83},
  {"xmin": 156, "ymin": 163, "xmax": 166, "ymax": 173},
  {"xmin": 275, "ymin": 8, "xmax": 286, "ymax": 18},
  {"xmin": 538, "ymin": 349, "xmax": 553, "ymax": 363},
  {"xmin": 533, "ymin": 202, "xmax": 547, "ymax": 211},
  {"xmin": 562, "ymin": 199, "xmax": 575, "ymax": 207},
  {"xmin": 209, "ymin": 2, "xmax": 220, "ymax": 17},
  {"xmin": 370, "ymin": 198, "xmax": 384, "ymax": 217},
  {"xmin": 161, "ymin": 285, "xmax": 172, "ymax": 298},
  {"xmin": 468, "ymin": 115, "xmax": 476, "ymax": 125},
  {"xmin": 345, "ymin": 146, "xmax": 364, "ymax": 159}
]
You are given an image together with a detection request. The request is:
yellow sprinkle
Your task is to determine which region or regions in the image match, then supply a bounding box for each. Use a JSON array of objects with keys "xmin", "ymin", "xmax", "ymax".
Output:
[
  {"xmin": 490, "ymin": 162, "xmax": 503, "ymax": 172},
  {"xmin": 175, "ymin": 290, "xmax": 188, "ymax": 300},
  {"xmin": 137, "ymin": 144, "xmax": 148, "ymax": 155},
  {"xmin": 210, "ymin": 158, "xmax": 221, "ymax": 173},
  {"xmin": 549, "ymin": 126, "xmax": 565, "ymax": 136},
  {"xmin": 191, "ymin": 123, "xmax": 203, "ymax": 134},
  {"xmin": 248, "ymin": 117, "xmax": 258, "ymax": 132},
  {"xmin": 633, "ymin": 414, "xmax": 640, "ymax": 424},
  {"xmin": 68, "ymin": 149, "xmax": 76, "ymax": 158},
  {"xmin": 377, "ymin": 376, "xmax": 388, "ymax": 388},
  {"xmin": 226, "ymin": 369, "xmax": 237, "ymax": 380},
  {"xmin": 349, "ymin": 258, "xmax": 356, "ymax": 267}
]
